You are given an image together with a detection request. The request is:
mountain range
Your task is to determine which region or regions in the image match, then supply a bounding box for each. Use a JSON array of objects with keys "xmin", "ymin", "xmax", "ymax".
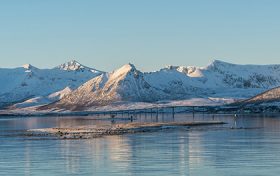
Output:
[
  {"xmin": 0, "ymin": 60, "xmax": 102, "ymax": 108},
  {"xmin": 1, "ymin": 59, "xmax": 280, "ymax": 111}
]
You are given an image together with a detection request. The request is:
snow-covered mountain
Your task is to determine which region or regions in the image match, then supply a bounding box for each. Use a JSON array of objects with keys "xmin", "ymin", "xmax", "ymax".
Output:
[
  {"xmin": 0, "ymin": 60, "xmax": 103, "ymax": 107},
  {"xmin": 2, "ymin": 59, "xmax": 280, "ymax": 111},
  {"xmin": 44, "ymin": 60, "xmax": 280, "ymax": 111},
  {"xmin": 11, "ymin": 87, "xmax": 73, "ymax": 109},
  {"xmin": 47, "ymin": 63, "xmax": 164, "ymax": 110},
  {"xmin": 54, "ymin": 60, "xmax": 102, "ymax": 73},
  {"xmin": 155, "ymin": 60, "xmax": 280, "ymax": 89},
  {"xmin": 141, "ymin": 60, "xmax": 280, "ymax": 99}
]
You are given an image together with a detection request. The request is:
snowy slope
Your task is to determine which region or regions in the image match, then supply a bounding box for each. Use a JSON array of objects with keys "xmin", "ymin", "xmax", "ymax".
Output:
[
  {"xmin": 48, "ymin": 64, "xmax": 165, "ymax": 110},
  {"xmin": 3, "ymin": 59, "xmax": 280, "ymax": 111},
  {"xmin": 0, "ymin": 60, "xmax": 103, "ymax": 107},
  {"xmin": 223, "ymin": 86, "xmax": 280, "ymax": 112},
  {"xmin": 240, "ymin": 86, "xmax": 280, "ymax": 105},
  {"xmin": 11, "ymin": 87, "xmax": 73, "ymax": 109},
  {"xmin": 144, "ymin": 60, "xmax": 280, "ymax": 100},
  {"xmin": 150, "ymin": 60, "xmax": 280, "ymax": 89},
  {"xmin": 45, "ymin": 60, "xmax": 280, "ymax": 110}
]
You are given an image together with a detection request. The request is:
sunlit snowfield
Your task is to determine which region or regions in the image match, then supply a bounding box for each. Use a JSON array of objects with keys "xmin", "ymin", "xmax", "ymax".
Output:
[{"xmin": 1, "ymin": 113, "xmax": 280, "ymax": 176}]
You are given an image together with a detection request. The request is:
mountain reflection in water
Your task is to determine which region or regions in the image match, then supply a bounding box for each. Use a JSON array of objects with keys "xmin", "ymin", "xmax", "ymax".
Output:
[{"xmin": 1, "ymin": 113, "xmax": 280, "ymax": 176}]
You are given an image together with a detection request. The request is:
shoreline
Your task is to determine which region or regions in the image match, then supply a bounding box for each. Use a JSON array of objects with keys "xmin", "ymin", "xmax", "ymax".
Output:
[{"xmin": 2, "ymin": 103, "xmax": 280, "ymax": 117}]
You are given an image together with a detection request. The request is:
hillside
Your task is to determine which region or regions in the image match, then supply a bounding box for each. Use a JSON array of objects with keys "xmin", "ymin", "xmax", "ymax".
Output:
[
  {"xmin": 43, "ymin": 60, "xmax": 280, "ymax": 111},
  {"xmin": 0, "ymin": 60, "xmax": 103, "ymax": 107}
]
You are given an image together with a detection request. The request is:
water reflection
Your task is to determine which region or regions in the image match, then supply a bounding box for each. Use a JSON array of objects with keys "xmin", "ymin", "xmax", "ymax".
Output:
[{"xmin": 1, "ymin": 114, "xmax": 280, "ymax": 175}]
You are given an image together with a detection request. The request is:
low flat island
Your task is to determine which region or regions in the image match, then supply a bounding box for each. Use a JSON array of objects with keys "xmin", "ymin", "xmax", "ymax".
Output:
[{"xmin": 27, "ymin": 121, "xmax": 226, "ymax": 139}]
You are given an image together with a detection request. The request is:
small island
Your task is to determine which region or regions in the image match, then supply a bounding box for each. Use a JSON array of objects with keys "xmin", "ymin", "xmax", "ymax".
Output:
[{"xmin": 27, "ymin": 121, "xmax": 226, "ymax": 139}]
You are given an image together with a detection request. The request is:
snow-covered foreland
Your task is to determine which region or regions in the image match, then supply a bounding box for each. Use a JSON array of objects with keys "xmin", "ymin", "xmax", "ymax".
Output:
[
  {"xmin": 236, "ymin": 86, "xmax": 280, "ymax": 109},
  {"xmin": 1, "ymin": 59, "xmax": 280, "ymax": 113}
]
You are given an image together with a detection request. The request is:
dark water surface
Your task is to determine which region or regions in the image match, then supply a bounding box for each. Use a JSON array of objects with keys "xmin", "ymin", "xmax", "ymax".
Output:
[{"xmin": 1, "ymin": 113, "xmax": 280, "ymax": 176}]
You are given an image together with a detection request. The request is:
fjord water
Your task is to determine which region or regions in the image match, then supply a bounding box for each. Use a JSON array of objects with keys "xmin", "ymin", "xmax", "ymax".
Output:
[{"xmin": 1, "ymin": 114, "xmax": 280, "ymax": 176}]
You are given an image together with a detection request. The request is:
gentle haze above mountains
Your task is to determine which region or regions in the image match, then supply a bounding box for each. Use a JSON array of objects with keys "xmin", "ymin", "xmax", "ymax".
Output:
[{"xmin": 1, "ymin": 0, "xmax": 280, "ymax": 71}]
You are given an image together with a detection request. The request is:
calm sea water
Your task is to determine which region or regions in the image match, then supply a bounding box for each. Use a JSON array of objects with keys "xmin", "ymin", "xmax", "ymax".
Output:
[{"xmin": 1, "ymin": 113, "xmax": 280, "ymax": 176}]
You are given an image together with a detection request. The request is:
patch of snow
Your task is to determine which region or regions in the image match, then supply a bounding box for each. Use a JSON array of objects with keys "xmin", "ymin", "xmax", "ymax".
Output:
[
  {"xmin": 48, "ymin": 87, "xmax": 72, "ymax": 100},
  {"xmin": 22, "ymin": 64, "xmax": 35, "ymax": 70}
]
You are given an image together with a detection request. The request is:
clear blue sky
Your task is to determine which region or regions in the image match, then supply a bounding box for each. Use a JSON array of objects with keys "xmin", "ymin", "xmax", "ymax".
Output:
[{"xmin": 1, "ymin": 0, "xmax": 280, "ymax": 71}]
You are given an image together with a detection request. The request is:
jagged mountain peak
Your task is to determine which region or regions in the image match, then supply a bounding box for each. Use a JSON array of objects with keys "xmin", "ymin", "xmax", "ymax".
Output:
[
  {"xmin": 163, "ymin": 65, "xmax": 188, "ymax": 71},
  {"xmin": 161, "ymin": 60, "xmax": 233, "ymax": 72},
  {"xmin": 112, "ymin": 63, "xmax": 139, "ymax": 77},
  {"xmin": 45, "ymin": 65, "xmax": 160, "ymax": 110},
  {"xmin": 55, "ymin": 59, "xmax": 102, "ymax": 73},
  {"xmin": 164, "ymin": 65, "xmax": 180, "ymax": 70},
  {"xmin": 22, "ymin": 64, "xmax": 37, "ymax": 70},
  {"xmin": 121, "ymin": 63, "xmax": 137, "ymax": 71},
  {"xmin": 56, "ymin": 60, "xmax": 85, "ymax": 71}
]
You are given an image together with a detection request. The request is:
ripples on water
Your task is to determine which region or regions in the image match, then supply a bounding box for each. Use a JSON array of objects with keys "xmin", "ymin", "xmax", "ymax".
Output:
[{"xmin": 1, "ymin": 113, "xmax": 280, "ymax": 176}]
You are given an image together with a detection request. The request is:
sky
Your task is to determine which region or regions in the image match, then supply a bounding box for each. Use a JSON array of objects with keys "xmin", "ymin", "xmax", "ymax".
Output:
[{"xmin": 0, "ymin": 0, "xmax": 280, "ymax": 71}]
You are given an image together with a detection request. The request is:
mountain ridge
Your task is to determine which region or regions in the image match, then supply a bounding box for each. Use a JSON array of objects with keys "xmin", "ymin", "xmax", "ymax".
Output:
[
  {"xmin": 0, "ymin": 60, "xmax": 103, "ymax": 107},
  {"xmin": 2, "ymin": 59, "xmax": 280, "ymax": 110},
  {"xmin": 41, "ymin": 60, "xmax": 280, "ymax": 111}
]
